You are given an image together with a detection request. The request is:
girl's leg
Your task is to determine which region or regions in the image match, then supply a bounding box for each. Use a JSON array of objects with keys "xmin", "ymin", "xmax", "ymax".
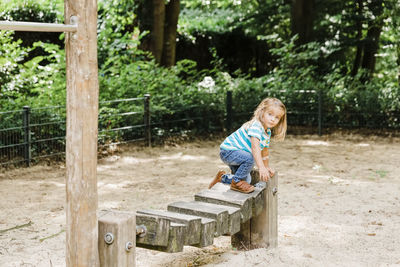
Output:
[
  {"xmin": 221, "ymin": 165, "xmax": 252, "ymax": 185},
  {"xmin": 220, "ymin": 149, "xmax": 254, "ymax": 184},
  {"xmin": 220, "ymin": 165, "xmax": 237, "ymax": 184}
]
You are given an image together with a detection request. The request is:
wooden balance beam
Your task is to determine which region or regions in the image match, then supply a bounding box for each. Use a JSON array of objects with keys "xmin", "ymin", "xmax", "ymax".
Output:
[{"xmin": 98, "ymin": 170, "xmax": 278, "ymax": 266}]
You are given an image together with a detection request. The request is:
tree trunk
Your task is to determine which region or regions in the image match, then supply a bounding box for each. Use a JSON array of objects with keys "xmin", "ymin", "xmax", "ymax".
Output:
[
  {"xmin": 361, "ymin": 25, "xmax": 382, "ymax": 74},
  {"xmin": 152, "ymin": 0, "xmax": 166, "ymax": 64},
  {"xmin": 291, "ymin": 0, "xmax": 314, "ymax": 45},
  {"xmin": 161, "ymin": 0, "xmax": 180, "ymax": 67},
  {"xmin": 136, "ymin": 0, "xmax": 153, "ymax": 52},
  {"xmin": 397, "ymin": 45, "xmax": 400, "ymax": 86},
  {"xmin": 351, "ymin": 0, "xmax": 363, "ymax": 76},
  {"xmin": 136, "ymin": 0, "xmax": 180, "ymax": 66},
  {"xmin": 360, "ymin": 0, "xmax": 384, "ymax": 77}
]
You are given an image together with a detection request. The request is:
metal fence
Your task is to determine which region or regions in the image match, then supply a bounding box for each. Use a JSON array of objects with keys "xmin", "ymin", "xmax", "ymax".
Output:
[
  {"xmin": 0, "ymin": 96, "xmax": 150, "ymax": 167},
  {"xmin": 1, "ymin": 90, "xmax": 398, "ymax": 167}
]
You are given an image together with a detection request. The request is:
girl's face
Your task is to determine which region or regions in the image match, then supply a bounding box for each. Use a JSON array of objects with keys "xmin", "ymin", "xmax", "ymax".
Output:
[{"xmin": 261, "ymin": 106, "xmax": 284, "ymax": 129}]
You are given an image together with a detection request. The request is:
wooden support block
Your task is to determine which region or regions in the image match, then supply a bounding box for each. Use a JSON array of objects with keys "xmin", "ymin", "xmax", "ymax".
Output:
[
  {"xmin": 135, "ymin": 214, "xmax": 170, "ymax": 247},
  {"xmin": 98, "ymin": 211, "xmax": 136, "ymax": 267},
  {"xmin": 196, "ymin": 218, "xmax": 216, "ymax": 248},
  {"xmin": 231, "ymin": 172, "xmax": 278, "ymax": 250},
  {"xmin": 195, "ymin": 188, "xmax": 252, "ymax": 223},
  {"xmin": 137, "ymin": 209, "xmax": 201, "ymax": 245},
  {"xmin": 162, "ymin": 223, "xmax": 187, "ymax": 253},
  {"xmin": 222, "ymin": 205, "xmax": 241, "ymax": 235},
  {"xmin": 231, "ymin": 220, "xmax": 251, "ymax": 250},
  {"xmin": 168, "ymin": 201, "xmax": 229, "ymax": 237},
  {"xmin": 251, "ymin": 172, "xmax": 278, "ymax": 248},
  {"xmin": 248, "ymin": 187, "xmax": 265, "ymax": 217},
  {"xmin": 250, "ymin": 169, "xmax": 261, "ymax": 184}
]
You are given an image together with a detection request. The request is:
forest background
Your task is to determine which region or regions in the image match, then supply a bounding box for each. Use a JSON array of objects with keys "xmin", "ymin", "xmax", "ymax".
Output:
[{"xmin": 0, "ymin": 0, "xmax": 400, "ymax": 141}]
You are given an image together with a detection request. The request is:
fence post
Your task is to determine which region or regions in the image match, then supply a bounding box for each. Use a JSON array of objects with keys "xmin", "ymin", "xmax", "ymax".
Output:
[
  {"xmin": 226, "ymin": 91, "xmax": 233, "ymax": 132},
  {"xmin": 144, "ymin": 94, "xmax": 151, "ymax": 147},
  {"xmin": 23, "ymin": 106, "xmax": 31, "ymax": 167},
  {"xmin": 318, "ymin": 90, "xmax": 322, "ymax": 136}
]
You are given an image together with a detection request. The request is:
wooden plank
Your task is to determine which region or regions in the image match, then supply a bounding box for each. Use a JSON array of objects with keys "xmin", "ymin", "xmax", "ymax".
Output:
[
  {"xmin": 136, "ymin": 222, "xmax": 186, "ymax": 253},
  {"xmin": 194, "ymin": 188, "xmax": 252, "ymax": 223},
  {"xmin": 168, "ymin": 201, "xmax": 229, "ymax": 237},
  {"xmin": 137, "ymin": 209, "xmax": 201, "ymax": 245},
  {"xmin": 98, "ymin": 211, "xmax": 136, "ymax": 267},
  {"xmin": 137, "ymin": 209, "xmax": 215, "ymax": 248},
  {"xmin": 136, "ymin": 214, "xmax": 170, "ymax": 247},
  {"xmin": 65, "ymin": 0, "xmax": 100, "ymax": 266},
  {"xmin": 168, "ymin": 201, "xmax": 228, "ymax": 236},
  {"xmin": 207, "ymin": 179, "xmax": 266, "ymax": 218}
]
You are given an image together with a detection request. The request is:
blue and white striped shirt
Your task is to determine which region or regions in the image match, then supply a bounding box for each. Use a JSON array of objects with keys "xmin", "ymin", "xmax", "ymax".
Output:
[{"xmin": 220, "ymin": 120, "xmax": 271, "ymax": 152}]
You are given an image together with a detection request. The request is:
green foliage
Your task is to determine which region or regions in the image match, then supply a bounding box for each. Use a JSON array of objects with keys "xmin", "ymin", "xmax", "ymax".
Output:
[
  {"xmin": 0, "ymin": 0, "xmax": 63, "ymax": 15},
  {"xmin": 181, "ymin": 0, "xmax": 251, "ymax": 9},
  {"xmin": 0, "ymin": 1, "xmax": 63, "ymax": 49},
  {"xmin": 0, "ymin": 31, "xmax": 28, "ymax": 100},
  {"xmin": 97, "ymin": 0, "xmax": 141, "ymax": 67},
  {"xmin": 0, "ymin": 0, "xmax": 62, "ymax": 22},
  {"xmin": 266, "ymin": 38, "xmax": 400, "ymax": 128},
  {"xmin": 0, "ymin": 32, "xmax": 65, "ymax": 110},
  {"xmin": 179, "ymin": 8, "xmax": 240, "ymax": 36},
  {"xmin": 1, "ymin": 0, "xmax": 400, "ymax": 138}
]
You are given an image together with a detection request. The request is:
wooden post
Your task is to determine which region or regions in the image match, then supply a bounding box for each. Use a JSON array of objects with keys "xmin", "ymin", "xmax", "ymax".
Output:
[
  {"xmin": 65, "ymin": 0, "xmax": 100, "ymax": 266},
  {"xmin": 231, "ymin": 171, "xmax": 278, "ymax": 249},
  {"xmin": 98, "ymin": 211, "xmax": 136, "ymax": 267},
  {"xmin": 251, "ymin": 172, "xmax": 278, "ymax": 248}
]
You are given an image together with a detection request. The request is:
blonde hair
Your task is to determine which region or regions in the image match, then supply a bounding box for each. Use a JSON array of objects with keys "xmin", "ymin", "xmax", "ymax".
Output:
[{"xmin": 243, "ymin": 97, "xmax": 287, "ymax": 141}]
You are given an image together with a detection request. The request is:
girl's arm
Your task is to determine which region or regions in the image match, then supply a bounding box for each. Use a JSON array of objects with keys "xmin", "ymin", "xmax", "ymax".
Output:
[
  {"xmin": 261, "ymin": 147, "xmax": 269, "ymax": 166},
  {"xmin": 262, "ymin": 147, "xmax": 275, "ymax": 177},
  {"xmin": 251, "ymin": 137, "xmax": 269, "ymax": 181}
]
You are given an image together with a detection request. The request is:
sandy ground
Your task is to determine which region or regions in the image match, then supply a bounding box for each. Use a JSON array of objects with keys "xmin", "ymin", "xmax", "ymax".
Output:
[{"xmin": 0, "ymin": 133, "xmax": 400, "ymax": 267}]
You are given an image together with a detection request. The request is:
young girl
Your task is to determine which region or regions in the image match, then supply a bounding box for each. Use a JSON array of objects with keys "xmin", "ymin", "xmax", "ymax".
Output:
[{"xmin": 209, "ymin": 97, "xmax": 287, "ymax": 193}]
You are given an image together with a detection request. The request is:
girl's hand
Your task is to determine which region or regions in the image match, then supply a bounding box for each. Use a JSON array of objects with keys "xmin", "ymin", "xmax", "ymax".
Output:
[
  {"xmin": 267, "ymin": 166, "xmax": 275, "ymax": 177},
  {"xmin": 259, "ymin": 167, "xmax": 275, "ymax": 182},
  {"xmin": 259, "ymin": 166, "xmax": 270, "ymax": 182}
]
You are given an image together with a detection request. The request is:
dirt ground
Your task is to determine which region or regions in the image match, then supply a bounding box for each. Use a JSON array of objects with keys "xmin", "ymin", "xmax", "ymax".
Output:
[{"xmin": 0, "ymin": 133, "xmax": 400, "ymax": 267}]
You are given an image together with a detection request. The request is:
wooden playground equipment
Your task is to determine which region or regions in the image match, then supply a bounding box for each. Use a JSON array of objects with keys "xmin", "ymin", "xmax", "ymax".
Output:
[
  {"xmin": 98, "ymin": 171, "xmax": 277, "ymax": 266},
  {"xmin": 0, "ymin": 1, "xmax": 277, "ymax": 265}
]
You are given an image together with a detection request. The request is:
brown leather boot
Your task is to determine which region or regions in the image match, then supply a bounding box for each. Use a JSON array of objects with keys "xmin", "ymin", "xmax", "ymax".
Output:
[
  {"xmin": 208, "ymin": 170, "xmax": 226, "ymax": 189},
  {"xmin": 230, "ymin": 180, "xmax": 255, "ymax": 193}
]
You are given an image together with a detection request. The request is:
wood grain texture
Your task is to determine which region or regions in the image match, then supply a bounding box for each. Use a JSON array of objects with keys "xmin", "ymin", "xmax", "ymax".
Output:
[
  {"xmin": 65, "ymin": 0, "xmax": 99, "ymax": 265},
  {"xmin": 98, "ymin": 211, "xmax": 136, "ymax": 267},
  {"xmin": 251, "ymin": 172, "xmax": 278, "ymax": 248}
]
